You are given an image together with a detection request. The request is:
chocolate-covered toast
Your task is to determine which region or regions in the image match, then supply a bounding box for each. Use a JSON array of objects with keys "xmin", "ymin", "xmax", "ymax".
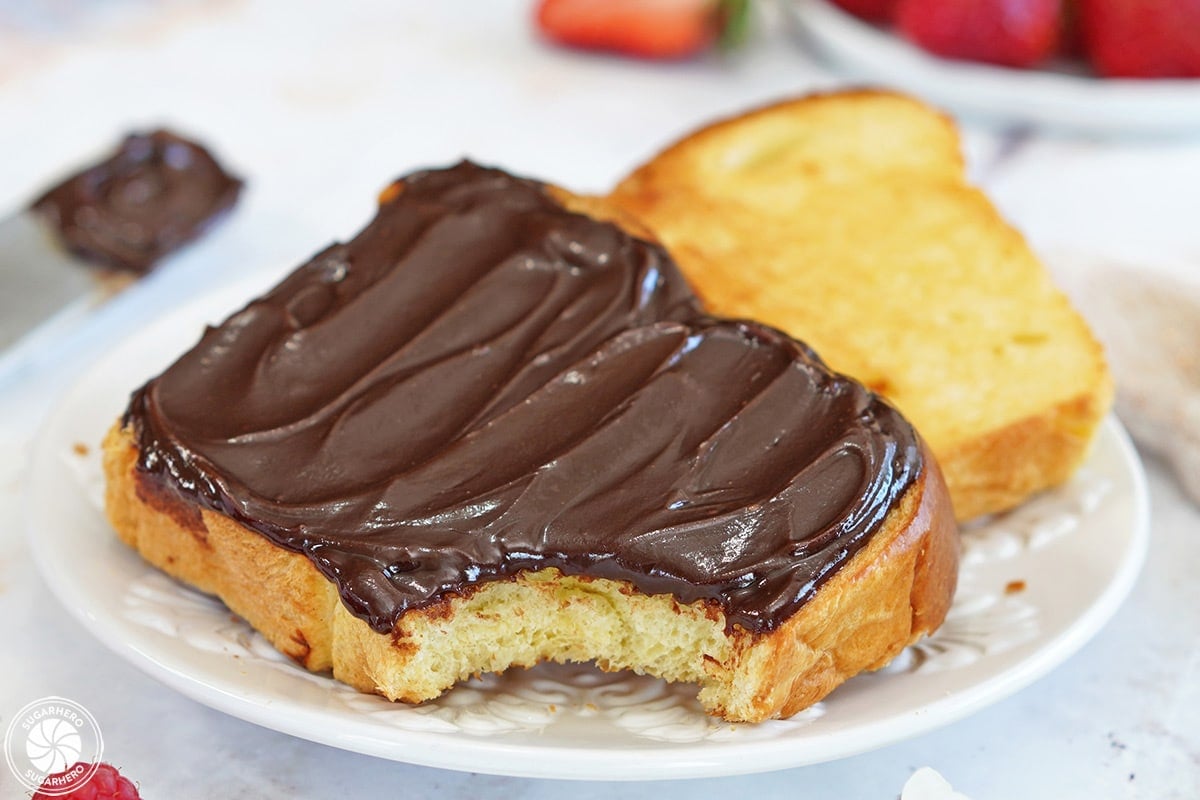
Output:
[{"xmin": 104, "ymin": 162, "xmax": 957, "ymax": 722}]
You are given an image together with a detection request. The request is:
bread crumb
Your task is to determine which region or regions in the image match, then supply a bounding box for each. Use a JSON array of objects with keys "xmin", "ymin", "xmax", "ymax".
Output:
[
  {"xmin": 1004, "ymin": 580, "xmax": 1026, "ymax": 595},
  {"xmin": 73, "ymin": 442, "xmax": 90, "ymax": 456}
]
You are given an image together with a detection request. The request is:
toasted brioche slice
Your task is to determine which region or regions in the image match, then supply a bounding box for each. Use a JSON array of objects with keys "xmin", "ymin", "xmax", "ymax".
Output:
[
  {"xmin": 609, "ymin": 91, "xmax": 1113, "ymax": 520},
  {"xmin": 102, "ymin": 170, "xmax": 959, "ymax": 723},
  {"xmin": 104, "ymin": 424, "xmax": 956, "ymax": 722}
]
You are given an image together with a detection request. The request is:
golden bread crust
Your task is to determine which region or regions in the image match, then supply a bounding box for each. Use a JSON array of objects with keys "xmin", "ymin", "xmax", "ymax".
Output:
[
  {"xmin": 103, "ymin": 423, "xmax": 958, "ymax": 722},
  {"xmin": 608, "ymin": 90, "xmax": 1114, "ymax": 520}
]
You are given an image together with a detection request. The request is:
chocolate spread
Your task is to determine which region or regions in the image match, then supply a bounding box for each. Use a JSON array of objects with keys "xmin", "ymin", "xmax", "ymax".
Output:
[
  {"xmin": 33, "ymin": 130, "xmax": 242, "ymax": 273},
  {"xmin": 124, "ymin": 162, "xmax": 921, "ymax": 634}
]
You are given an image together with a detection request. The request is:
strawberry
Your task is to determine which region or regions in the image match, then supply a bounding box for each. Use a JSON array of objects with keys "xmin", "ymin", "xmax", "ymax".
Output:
[
  {"xmin": 33, "ymin": 762, "xmax": 141, "ymax": 800},
  {"xmin": 829, "ymin": 0, "xmax": 900, "ymax": 22},
  {"xmin": 1080, "ymin": 0, "xmax": 1200, "ymax": 78},
  {"xmin": 534, "ymin": 0, "xmax": 749, "ymax": 60},
  {"xmin": 896, "ymin": 0, "xmax": 1062, "ymax": 69},
  {"xmin": 1060, "ymin": 0, "xmax": 1086, "ymax": 58}
]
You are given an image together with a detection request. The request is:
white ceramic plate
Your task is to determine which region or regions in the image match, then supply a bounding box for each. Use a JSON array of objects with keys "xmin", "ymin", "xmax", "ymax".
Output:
[
  {"xmin": 786, "ymin": 0, "xmax": 1200, "ymax": 136},
  {"xmin": 27, "ymin": 279, "xmax": 1149, "ymax": 780}
]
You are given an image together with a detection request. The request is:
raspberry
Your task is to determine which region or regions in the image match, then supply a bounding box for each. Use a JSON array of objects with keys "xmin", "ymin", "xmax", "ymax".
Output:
[{"xmin": 32, "ymin": 762, "xmax": 141, "ymax": 800}]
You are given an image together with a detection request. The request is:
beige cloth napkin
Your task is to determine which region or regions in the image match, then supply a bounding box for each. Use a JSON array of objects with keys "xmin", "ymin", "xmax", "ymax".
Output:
[{"xmin": 1050, "ymin": 254, "xmax": 1200, "ymax": 506}]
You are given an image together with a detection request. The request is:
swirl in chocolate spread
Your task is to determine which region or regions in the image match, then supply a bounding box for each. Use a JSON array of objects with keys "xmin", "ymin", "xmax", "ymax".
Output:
[
  {"xmin": 125, "ymin": 162, "xmax": 922, "ymax": 634},
  {"xmin": 33, "ymin": 130, "xmax": 242, "ymax": 274}
]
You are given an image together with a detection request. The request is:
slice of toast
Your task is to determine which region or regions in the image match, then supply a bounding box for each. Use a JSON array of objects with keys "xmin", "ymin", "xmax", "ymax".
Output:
[
  {"xmin": 609, "ymin": 91, "xmax": 1113, "ymax": 521},
  {"xmin": 103, "ymin": 163, "xmax": 959, "ymax": 722}
]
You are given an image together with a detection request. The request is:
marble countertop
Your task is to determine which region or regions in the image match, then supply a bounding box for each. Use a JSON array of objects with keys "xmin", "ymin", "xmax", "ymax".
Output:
[{"xmin": 1, "ymin": 1, "xmax": 1197, "ymax": 797}]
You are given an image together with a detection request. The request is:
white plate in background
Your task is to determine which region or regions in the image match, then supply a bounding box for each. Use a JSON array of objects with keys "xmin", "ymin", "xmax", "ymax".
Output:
[{"xmin": 786, "ymin": 0, "xmax": 1200, "ymax": 136}]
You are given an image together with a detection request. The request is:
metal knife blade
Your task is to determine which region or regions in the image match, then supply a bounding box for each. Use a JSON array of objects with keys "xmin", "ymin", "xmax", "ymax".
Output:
[{"xmin": 0, "ymin": 211, "xmax": 101, "ymax": 354}]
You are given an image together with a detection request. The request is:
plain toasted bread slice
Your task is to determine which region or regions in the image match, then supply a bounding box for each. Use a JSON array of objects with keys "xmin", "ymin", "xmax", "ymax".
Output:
[{"xmin": 609, "ymin": 90, "xmax": 1113, "ymax": 520}]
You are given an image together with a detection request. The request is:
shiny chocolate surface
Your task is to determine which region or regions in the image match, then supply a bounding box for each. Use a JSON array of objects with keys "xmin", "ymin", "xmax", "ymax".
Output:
[{"xmin": 125, "ymin": 162, "xmax": 921, "ymax": 633}]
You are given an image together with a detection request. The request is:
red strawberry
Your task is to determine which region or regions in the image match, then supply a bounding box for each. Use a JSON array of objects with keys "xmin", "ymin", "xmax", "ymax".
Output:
[
  {"xmin": 1080, "ymin": 0, "xmax": 1200, "ymax": 78},
  {"xmin": 829, "ymin": 0, "xmax": 900, "ymax": 22},
  {"xmin": 1060, "ymin": 0, "xmax": 1086, "ymax": 58},
  {"xmin": 896, "ymin": 0, "xmax": 1063, "ymax": 68},
  {"xmin": 534, "ymin": 0, "xmax": 749, "ymax": 60},
  {"xmin": 33, "ymin": 762, "xmax": 141, "ymax": 800}
]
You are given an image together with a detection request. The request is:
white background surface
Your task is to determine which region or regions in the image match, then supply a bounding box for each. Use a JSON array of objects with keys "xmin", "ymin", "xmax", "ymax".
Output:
[{"xmin": 0, "ymin": 1, "xmax": 1197, "ymax": 797}]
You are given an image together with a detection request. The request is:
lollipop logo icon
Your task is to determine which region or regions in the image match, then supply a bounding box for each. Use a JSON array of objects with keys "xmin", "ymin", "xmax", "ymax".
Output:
[{"xmin": 5, "ymin": 697, "xmax": 103, "ymax": 796}]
